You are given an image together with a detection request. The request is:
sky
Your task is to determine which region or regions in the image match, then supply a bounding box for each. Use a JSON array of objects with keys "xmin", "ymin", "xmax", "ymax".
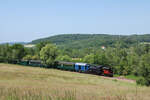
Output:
[{"xmin": 0, "ymin": 0, "xmax": 150, "ymax": 43}]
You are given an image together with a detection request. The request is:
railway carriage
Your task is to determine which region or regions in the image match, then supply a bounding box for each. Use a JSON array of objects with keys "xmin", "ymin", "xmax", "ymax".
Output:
[
  {"xmin": 18, "ymin": 60, "xmax": 29, "ymax": 66},
  {"xmin": 57, "ymin": 61, "xmax": 75, "ymax": 71},
  {"xmin": 29, "ymin": 60, "xmax": 42, "ymax": 67}
]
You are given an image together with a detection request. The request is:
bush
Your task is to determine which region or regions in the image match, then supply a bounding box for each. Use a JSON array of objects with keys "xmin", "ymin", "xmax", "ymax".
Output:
[
  {"xmin": 23, "ymin": 55, "xmax": 32, "ymax": 60},
  {"xmin": 0, "ymin": 56, "xmax": 4, "ymax": 62},
  {"xmin": 136, "ymin": 77, "xmax": 150, "ymax": 86},
  {"xmin": 56, "ymin": 55, "xmax": 71, "ymax": 62}
]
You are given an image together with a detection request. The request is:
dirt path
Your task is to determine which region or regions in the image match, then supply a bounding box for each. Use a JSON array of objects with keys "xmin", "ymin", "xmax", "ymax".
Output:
[{"xmin": 101, "ymin": 76, "xmax": 136, "ymax": 83}]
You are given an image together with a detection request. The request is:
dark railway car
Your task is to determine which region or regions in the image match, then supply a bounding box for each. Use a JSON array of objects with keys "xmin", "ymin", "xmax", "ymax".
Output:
[
  {"xmin": 57, "ymin": 61, "xmax": 75, "ymax": 71},
  {"xmin": 87, "ymin": 65, "xmax": 103, "ymax": 75},
  {"xmin": 57, "ymin": 62, "xmax": 90, "ymax": 72},
  {"xmin": 29, "ymin": 60, "xmax": 42, "ymax": 67},
  {"xmin": 19, "ymin": 60, "xmax": 29, "ymax": 66}
]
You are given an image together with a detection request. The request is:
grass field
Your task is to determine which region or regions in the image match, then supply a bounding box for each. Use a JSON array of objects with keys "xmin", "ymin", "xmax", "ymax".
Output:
[{"xmin": 0, "ymin": 63, "xmax": 150, "ymax": 100}]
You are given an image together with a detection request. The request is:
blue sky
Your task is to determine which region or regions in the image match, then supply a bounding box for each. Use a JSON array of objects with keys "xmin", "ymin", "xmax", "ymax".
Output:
[{"xmin": 0, "ymin": 0, "xmax": 150, "ymax": 43}]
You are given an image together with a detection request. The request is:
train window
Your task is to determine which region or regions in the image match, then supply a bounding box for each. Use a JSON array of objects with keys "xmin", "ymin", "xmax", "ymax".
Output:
[
  {"xmin": 85, "ymin": 66, "xmax": 88, "ymax": 70},
  {"xmin": 78, "ymin": 65, "xmax": 81, "ymax": 70}
]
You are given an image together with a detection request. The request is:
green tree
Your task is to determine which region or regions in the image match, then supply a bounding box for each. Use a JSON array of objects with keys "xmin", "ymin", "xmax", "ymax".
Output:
[
  {"xmin": 11, "ymin": 44, "xmax": 26, "ymax": 61},
  {"xmin": 0, "ymin": 44, "xmax": 12, "ymax": 62},
  {"xmin": 0, "ymin": 45, "xmax": 4, "ymax": 62},
  {"xmin": 56, "ymin": 55, "xmax": 71, "ymax": 62},
  {"xmin": 36, "ymin": 41, "xmax": 49, "ymax": 52},
  {"xmin": 32, "ymin": 55, "xmax": 39, "ymax": 60},
  {"xmin": 126, "ymin": 49, "xmax": 139, "ymax": 76},
  {"xmin": 24, "ymin": 47, "xmax": 36, "ymax": 56},
  {"xmin": 23, "ymin": 55, "xmax": 32, "ymax": 60},
  {"xmin": 137, "ymin": 53, "xmax": 150, "ymax": 86},
  {"xmin": 35, "ymin": 41, "xmax": 49, "ymax": 59},
  {"xmin": 40, "ymin": 44, "xmax": 58, "ymax": 67},
  {"xmin": 83, "ymin": 54, "xmax": 94, "ymax": 64}
]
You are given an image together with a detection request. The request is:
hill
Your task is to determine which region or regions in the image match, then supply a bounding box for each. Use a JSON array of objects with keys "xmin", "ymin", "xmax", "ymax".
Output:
[
  {"xmin": 0, "ymin": 63, "xmax": 149, "ymax": 100},
  {"xmin": 30, "ymin": 34, "xmax": 150, "ymax": 49}
]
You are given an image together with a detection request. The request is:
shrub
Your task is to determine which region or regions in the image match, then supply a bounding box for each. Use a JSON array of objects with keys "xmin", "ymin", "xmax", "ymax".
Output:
[{"xmin": 136, "ymin": 77, "xmax": 150, "ymax": 86}]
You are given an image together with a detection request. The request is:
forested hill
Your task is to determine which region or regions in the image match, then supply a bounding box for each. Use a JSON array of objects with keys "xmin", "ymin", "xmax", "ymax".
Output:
[{"xmin": 30, "ymin": 34, "xmax": 150, "ymax": 49}]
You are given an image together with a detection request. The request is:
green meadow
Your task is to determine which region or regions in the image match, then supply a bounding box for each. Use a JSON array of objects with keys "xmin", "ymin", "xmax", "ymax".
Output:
[{"xmin": 0, "ymin": 63, "xmax": 149, "ymax": 100}]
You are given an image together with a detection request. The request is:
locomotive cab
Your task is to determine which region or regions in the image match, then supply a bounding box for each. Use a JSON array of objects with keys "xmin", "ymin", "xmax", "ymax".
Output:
[{"xmin": 102, "ymin": 66, "xmax": 113, "ymax": 77}]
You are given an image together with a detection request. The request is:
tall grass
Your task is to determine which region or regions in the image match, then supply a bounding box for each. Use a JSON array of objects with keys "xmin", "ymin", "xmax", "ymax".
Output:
[
  {"xmin": 0, "ymin": 87, "xmax": 132, "ymax": 100},
  {"xmin": 0, "ymin": 87, "xmax": 76, "ymax": 100},
  {"xmin": 0, "ymin": 63, "xmax": 149, "ymax": 100}
]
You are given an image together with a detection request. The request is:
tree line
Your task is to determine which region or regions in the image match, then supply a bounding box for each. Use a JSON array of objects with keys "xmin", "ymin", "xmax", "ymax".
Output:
[
  {"xmin": 31, "ymin": 34, "xmax": 150, "ymax": 50},
  {"xmin": 0, "ymin": 41, "xmax": 150, "ymax": 86}
]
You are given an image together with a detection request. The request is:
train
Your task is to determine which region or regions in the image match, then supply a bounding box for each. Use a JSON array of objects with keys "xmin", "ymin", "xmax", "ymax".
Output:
[{"xmin": 16, "ymin": 60, "xmax": 113, "ymax": 77}]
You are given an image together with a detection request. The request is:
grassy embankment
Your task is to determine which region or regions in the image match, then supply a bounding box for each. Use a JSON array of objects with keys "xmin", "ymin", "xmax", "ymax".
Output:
[
  {"xmin": 0, "ymin": 63, "xmax": 150, "ymax": 100},
  {"xmin": 114, "ymin": 74, "xmax": 140, "ymax": 80}
]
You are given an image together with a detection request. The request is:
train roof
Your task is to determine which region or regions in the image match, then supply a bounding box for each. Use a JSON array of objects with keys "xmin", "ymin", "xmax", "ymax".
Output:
[
  {"xmin": 30, "ymin": 60, "xmax": 41, "ymax": 63},
  {"xmin": 75, "ymin": 63, "xmax": 88, "ymax": 66},
  {"xmin": 58, "ymin": 61, "xmax": 75, "ymax": 65}
]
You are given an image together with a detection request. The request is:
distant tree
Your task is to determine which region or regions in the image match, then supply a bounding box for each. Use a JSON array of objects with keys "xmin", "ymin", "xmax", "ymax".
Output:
[
  {"xmin": 0, "ymin": 45, "xmax": 4, "ymax": 62},
  {"xmin": 134, "ymin": 44, "xmax": 145, "ymax": 56},
  {"xmin": 23, "ymin": 55, "xmax": 32, "ymax": 60},
  {"xmin": 11, "ymin": 44, "xmax": 26, "ymax": 61},
  {"xmin": 36, "ymin": 41, "xmax": 49, "ymax": 52},
  {"xmin": 126, "ymin": 50, "xmax": 139, "ymax": 76},
  {"xmin": 32, "ymin": 55, "xmax": 39, "ymax": 60},
  {"xmin": 95, "ymin": 53, "xmax": 108, "ymax": 65},
  {"xmin": 24, "ymin": 47, "xmax": 36, "ymax": 56},
  {"xmin": 144, "ymin": 44, "xmax": 150, "ymax": 54},
  {"xmin": 0, "ymin": 44, "xmax": 13, "ymax": 62},
  {"xmin": 56, "ymin": 55, "xmax": 71, "ymax": 62},
  {"xmin": 137, "ymin": 53, "xmax": 150, "ymax": 86},
  {"xmin": 40, "ymin": 44, "xmax": 58, "ymax": 67},
  {"xmin": 35, "ymin": 41, "xmax": 49, "ymax": 59},
  {"xmin": 83, "ymin": 54, "xmax": 94, "ymax": 64}
]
